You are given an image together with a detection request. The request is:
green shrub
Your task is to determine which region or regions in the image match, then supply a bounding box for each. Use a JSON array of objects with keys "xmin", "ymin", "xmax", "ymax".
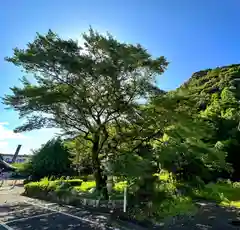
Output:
[
  {"xmin": 65, "ymin": 179, "xmax": 83, "ymax": 186},
  {"xmin": 191, "ymin": 182, "xmax": 240, "ymax": 204},
  {"xmin": 24, "ymin": 181, "xmax": 51, "ymax": 196},
  {"xmin": 114, "ymin": 181, "xmax": 127, "ymax": 192},
  {"xmin": 74, "ymin": 181, "xmax": 96, "ymax": 192},
  {"xmin": 29, "ymin": 138, "xmax": 74, "ymax": 180},
  {"xmin": 24, "ymin": 177, "xmax": 84, "ymax": 197},
  {"xmin": 156, "ymin": 196, "xmax": 197, "ymax": 219},
  {"xmin": 128, "ymin": 195, "xmax": 197, "ymax": 222},
  {"xmin": 12, "ymin": 161, "xmax": 33, "ymax": 177},
  {"xmin": 206, "ymin": 183, "xmax": 240, "ymax": 201},
  {"xmin": 24, "ymin": 177, "xmax": 67, "ymax": 195},
  {"xmin": 157, "ymin": 181, "xmax": 177, "ymax": 194},
  {"xmin": 192, "ymin": 186, "xmax": 225, "ymax": 203}
]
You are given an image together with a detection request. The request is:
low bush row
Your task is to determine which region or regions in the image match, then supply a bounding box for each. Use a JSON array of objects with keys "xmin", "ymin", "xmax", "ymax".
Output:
[
  {"xmin": 24, "ymin": 177, "xmax": 125, "ymax": 200},
  {"xmin": 24, "ymin": 178, "xmax": 83, "ymax": 196}
]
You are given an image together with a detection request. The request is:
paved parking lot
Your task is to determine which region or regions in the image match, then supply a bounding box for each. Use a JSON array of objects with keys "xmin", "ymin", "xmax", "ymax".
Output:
[
  {"xmin": 0, "ymin": 200, "xmax": 118, "ymax": 229},
  {"xmin": 0, "ymin": 198, "xmax": 132, "ymax": 230},
  {"xmin": 0, "ymin": 184, "xmax": 136, "ymax": 230}
]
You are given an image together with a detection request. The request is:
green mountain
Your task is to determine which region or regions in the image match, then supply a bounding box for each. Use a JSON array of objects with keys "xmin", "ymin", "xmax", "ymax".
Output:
[
  {"xmin": 179, "ymin": 64, "xmax": 240, "ymax": 109},
  {"xmin": 176, "ymin": 64, "xmax": 240, "ymax": 180}
]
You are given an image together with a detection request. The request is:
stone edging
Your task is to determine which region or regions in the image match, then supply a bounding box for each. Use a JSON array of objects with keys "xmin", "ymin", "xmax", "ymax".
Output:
[
  {"xmin": 24, "ymin": 190, "xmax": 124, "ymax": 209},
  {"xmin": 81, "ymin": 197, "xmax": 124, "ymax": 208}
]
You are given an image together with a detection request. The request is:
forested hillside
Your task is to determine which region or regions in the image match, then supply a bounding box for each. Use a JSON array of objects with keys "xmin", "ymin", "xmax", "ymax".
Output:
[{"xmin": 177, "ymin": 64, "xmax": 240, "ymax": 180}]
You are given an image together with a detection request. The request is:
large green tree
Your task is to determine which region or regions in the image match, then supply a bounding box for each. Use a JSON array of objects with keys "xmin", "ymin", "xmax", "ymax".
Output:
[{"xmin": 3, "ymin": 28, "xmax": 168, "ymax": 197}]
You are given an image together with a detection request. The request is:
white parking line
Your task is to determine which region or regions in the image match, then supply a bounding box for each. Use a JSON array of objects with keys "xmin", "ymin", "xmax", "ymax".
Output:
[
  {"xmin": 0, "ymin": 222, "xmax": 13, "ymax": 230},
  {"xmin": 24, "ymin": 201, "xmax": 101, "ymax": 226},
  {"xmin": 5, "ymin": 212, "xmax": 56, "ymax": 224}
]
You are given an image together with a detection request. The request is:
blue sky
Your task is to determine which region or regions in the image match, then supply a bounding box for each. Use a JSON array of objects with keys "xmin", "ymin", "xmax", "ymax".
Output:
[{"xmin": 0, "ymin": 0, "xmax": 240, "ymax": 155}]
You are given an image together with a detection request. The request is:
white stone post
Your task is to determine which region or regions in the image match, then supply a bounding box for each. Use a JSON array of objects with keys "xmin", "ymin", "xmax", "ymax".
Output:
[{"xmin": 123, "ymin": 187, "xmax": 127, "ymax": 212}]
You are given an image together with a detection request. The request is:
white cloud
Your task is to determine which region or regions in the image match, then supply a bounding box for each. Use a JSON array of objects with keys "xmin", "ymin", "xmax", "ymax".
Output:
[
  {"xmin": 0, "ymin": 122, "xmax": 9, "ymax": 125},
  {"xmin": 0, "ymin": 141, "xmax": 11, "ymax": 154},
  {"xmin": 0, "ymin": 122, "xmax": 27, "ymax": 141},
  {"xmin": 0, "ymin": 125, "xmax": 59, "ymax": 155},
  {"xmin": 0, "ymin": 122, "xmax": 29, "ymax": 154},
  {"xmin": 0, "ymin": 141, "xmax": 8, "ymax": 148}
]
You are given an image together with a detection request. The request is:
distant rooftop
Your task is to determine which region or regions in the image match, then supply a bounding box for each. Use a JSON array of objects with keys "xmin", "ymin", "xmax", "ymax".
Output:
[{"xmin": 0, "ymin": 153, "xmax": 30, "ymax": 157}]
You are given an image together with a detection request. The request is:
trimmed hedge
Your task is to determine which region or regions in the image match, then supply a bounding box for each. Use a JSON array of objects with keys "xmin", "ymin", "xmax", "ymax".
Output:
[
  {"xmin": 24, "ymin": 177, "xmax": 125, "ymax": 200},
  {"xmin": 24, "ymin": 178, "xmax": 83, "ymax": 196},
  {"xmin": 23, "ymin": 177, "xmax": 126, "ymax": 211},
  {"xmin": 63, "ymin": 179, "xmax": 83, "ymax": 187}
]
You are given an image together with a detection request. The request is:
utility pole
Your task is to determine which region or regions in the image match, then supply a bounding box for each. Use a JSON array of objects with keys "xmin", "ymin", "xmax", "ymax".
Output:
[{"xmin": 11, "ymin": 145, "xmax": 22, "ymax": 163}]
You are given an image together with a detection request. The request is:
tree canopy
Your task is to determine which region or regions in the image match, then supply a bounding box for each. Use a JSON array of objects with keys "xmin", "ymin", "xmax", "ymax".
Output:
[
  {"xmin": 3, "ymin": 28, "xmax": 169, "ymax": 197},
  {"xmin": 4, "ymin": 27, "xmax": 237, "ymax": 201},
  {"xmin": 4, "ymin": 28, "xmax": 168, "ymax": 135}
]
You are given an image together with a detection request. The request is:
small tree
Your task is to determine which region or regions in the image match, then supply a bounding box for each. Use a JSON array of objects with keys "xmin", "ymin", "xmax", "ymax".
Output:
[
  {"xmin": 3, "ymin": 28, "xmax": 168, "ymax": 197},
  {"xmin": 29, "ymin": 138, "xmax": 73, "ymax": 180},
  {"xmin": 65, "ymin": 136, "xmax": 93, "ymax": 176}
]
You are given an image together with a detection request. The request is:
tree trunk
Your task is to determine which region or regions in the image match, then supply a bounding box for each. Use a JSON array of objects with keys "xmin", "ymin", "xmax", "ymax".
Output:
[{"xmin": 91, "ymin": 135, "xmax": 108, "ymax": 200}]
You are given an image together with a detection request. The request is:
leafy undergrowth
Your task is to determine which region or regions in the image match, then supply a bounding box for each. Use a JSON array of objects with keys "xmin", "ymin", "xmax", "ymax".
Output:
[
  {"xmin": 156, "ymin": 171, "xmax": 240, "ymax": 209},
  {"xmin": 74, "ymin": 181, "xmax": 95, "ymax": 192},
  {"xmin": 192, "ymin": 180, "xmax": 240, "ymax": 208},
  {"xmin": 152, "ymin": 171, "xmax": 240, "ymax": 220},
  {"xmin": 130, "ymin": 195, "xmax": 197, "ymax": 223},
  {"xmin": 151, "ymin": 171, "xmax": 198, "ymax": 221},
  {"xmin": 73, "ymin": 180, "xmax": 126, "ymax": 199},
  {"xmin": 156, "ymin": 196, "xmax": 197, "ymax": 220}
]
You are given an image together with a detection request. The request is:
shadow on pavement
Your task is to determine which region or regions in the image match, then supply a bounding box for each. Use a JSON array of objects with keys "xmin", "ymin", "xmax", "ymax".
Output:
[
  {"xmin": 163, "ymin": 202, "xmax": 240, "ymax": 230},
  {"xmin": 0, "ymin": 201, "xmax": 140, "ymax": 230},
  {"xmin": 3, "ymin": 196, "xmax": 240, "ymax": 229}
]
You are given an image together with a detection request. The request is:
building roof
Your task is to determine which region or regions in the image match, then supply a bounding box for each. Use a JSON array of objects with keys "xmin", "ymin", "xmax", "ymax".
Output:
[
  {"xmin": 0, "ymin": 159, "xmax": 17, "ymax": 172},
  {"xmin": 0, "ymin": 153, "xmax": 29, "ymax": 157}
]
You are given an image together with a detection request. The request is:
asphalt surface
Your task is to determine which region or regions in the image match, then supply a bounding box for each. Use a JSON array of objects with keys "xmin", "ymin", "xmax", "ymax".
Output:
[
  {"xmin": 0, "ymin": 183, "xmax": 138, "ymax": 230},
  {"xmin": 3, "ymin": 182, "xmax": 240, "ymax": 229},
  {"xmin": 1, "ymin": 201, "xmax": 116, "ymax": 230}
]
